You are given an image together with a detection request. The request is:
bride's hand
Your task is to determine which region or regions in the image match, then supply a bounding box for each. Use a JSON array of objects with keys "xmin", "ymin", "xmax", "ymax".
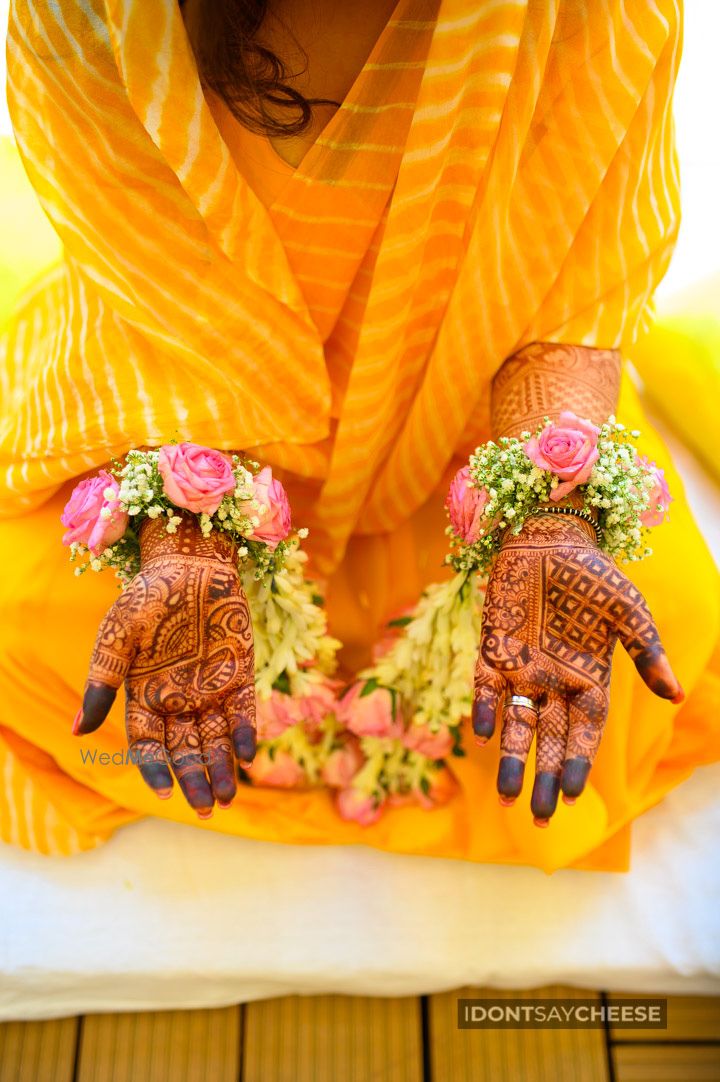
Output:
[
  {"xmin": 472, "ymin": 514, "xmax": 683, "ymax": 826},
  {"xmin": 73, "ymin": 514, "xmax": 256, "ymax": 817}
]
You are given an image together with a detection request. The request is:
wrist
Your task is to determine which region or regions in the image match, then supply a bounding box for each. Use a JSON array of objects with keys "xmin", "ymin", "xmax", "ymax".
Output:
[
  {"xmin": 502, "ymin": 512, "xmax": 599, "ymax": 548},
  {"xmin": 138, "ymin": 512, "xmax": 238, "ymax": 566},
  {"xmin": 535, "ymin": 493, "xmax": 599, "ymax": 523}
]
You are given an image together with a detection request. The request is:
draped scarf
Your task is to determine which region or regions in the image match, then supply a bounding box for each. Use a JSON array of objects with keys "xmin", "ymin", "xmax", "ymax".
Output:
[{"xmin": 3, "ymin": 0, "xmax": 680, "ymax": 580}]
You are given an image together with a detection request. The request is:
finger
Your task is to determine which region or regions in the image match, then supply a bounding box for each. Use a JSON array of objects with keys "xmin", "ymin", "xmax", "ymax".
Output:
[
  {"xmin": 472, "ymin": 659, "xmax": 506, "ymax": 744},
  {"xmin": 224, "ymin": 683, "xmax": 257, "ymax": 768},
  {"xmin": 497, "ymin": 688, "xmax": 538, "ymax": 803},
  {"xmin": 165, "ymin": 716, "xmax": 215, "ymax": 816},
  {"xmin": 75, "ymin": 682, "xmax": 119, "ymax": 736},
  {"xmin": 530, "ymin": 693, "xmax": 569, "ymax": 826},
  {"xmin": 198, "ymin": 710, "xmax": 237, "ymax": 807},
  {"xmin": 561, "ymin": 685, "xmax": 609, "ymax": 805},
  {"xmin": 75, "ymin": 592, "xmax": 139, "ymax": 735},
  {"xmin": 127, "ymin": 705, "xmax": 174, "ymax": 799},
  {"xmin": 611, "ymin": 575, "xmax": 684, "ymax": 703}
]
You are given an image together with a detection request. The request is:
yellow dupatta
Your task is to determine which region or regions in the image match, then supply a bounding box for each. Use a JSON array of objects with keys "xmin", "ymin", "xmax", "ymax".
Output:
[
  {"xmin": 1, "ymin": 0, "xmax": 719, "ymax": 869},
  {"xmin": 3, "ymin": 0, "xmax": 683, "ymax": 564}
]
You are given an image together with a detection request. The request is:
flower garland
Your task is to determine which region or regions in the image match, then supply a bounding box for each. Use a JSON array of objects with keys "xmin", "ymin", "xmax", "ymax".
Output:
[
  {"xmin": 61, "ymin": 418, "xmax": 672, "ymax": 825},
  {"xmin": 62, "ymin": 444, "xmax": 302, "ymax": 585},
  {"xmin": 444, "ymin": 413, "xmax": 672, "ymax": 573}
]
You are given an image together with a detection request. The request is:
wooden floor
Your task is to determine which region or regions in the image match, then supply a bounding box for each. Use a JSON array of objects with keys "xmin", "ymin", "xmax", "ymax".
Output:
[{"xmin": 1, "ymin": 987, "xmax": 718, "ymax": 1082}]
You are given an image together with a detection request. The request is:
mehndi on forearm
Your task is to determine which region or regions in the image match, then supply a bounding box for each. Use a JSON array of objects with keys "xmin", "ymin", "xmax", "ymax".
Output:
[{"xmin": 490, "ymin": 342, "xmax": 621, "ymax": 440}]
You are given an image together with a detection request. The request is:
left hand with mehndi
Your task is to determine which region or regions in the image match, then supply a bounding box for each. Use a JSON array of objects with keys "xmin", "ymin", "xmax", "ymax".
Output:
[
  {"xmin": 472, "ymin": 512, "xmax": 684, "ymax": 826},
  {"xmin": 73, "ymin": 513, "xmax": 257, "ymax": 817}
]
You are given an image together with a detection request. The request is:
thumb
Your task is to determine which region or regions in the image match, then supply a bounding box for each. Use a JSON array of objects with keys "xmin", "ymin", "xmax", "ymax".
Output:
[
  {"xmin": 612, "ymin": 574, "xmax": 684, "ymax": 705},
  {"xmin": 74, "ymin": 593, "xmax": 139, "ymax": 735}
]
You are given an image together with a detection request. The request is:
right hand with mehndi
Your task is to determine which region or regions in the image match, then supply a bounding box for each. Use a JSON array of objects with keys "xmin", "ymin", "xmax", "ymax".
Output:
[
  {"xmin": 73, "ymin": 514, "xmax": 257, "ymax": 817},
  {"xmin": 472, "ymin": 514, "xmax": 684, "ymax": 826}
]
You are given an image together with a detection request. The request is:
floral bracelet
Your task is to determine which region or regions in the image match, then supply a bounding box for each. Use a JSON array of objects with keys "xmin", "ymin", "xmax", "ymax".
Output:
[
  {"xmin": 61, "ymin": 442, "xmax": 306, "ymax": 584},
  {"xmin": 444, "ymin": 412, "xmax": 672, "ymax": 574}
]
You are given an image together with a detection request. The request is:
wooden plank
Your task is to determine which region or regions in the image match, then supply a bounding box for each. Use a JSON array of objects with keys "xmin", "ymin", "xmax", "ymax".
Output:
[
  {"xmin": 0, "ymin": 1017, "xmax": 78, "ymax": 1082},
  {"xmin": 613, "ymin": 1044, "xmax": 720, "ymax": 1080},
  {"xmin": 429, "ymin": 985, "xmax": 608, "ymax": 1082},
  {"xmin": 76, "ymin": 1006, "xmax": 240, "ymax": 1082},
  {"xmin": 607, "ymin": 993, "xmax": 720, "ymax": 1042},
  {"xmin": 243, "ymin": 994, "xmax": 423, "ymax": 1082}
]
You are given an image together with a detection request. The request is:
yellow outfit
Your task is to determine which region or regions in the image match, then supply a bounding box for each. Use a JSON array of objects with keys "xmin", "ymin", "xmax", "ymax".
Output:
[{"xmin": 1, "ymin": 0, "xmax": 718, "ymax": 870}]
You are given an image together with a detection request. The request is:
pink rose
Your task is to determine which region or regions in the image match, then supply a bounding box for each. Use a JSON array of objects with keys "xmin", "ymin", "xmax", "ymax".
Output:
[
  {"xmin": 256, "ymin": 692, "xmax": 301, "ymax": 740},
  {"xmin": 247, "ymin": 747, "xmax": 306, "ymax": 788},
  {"xmin": 61, "ymin": 471, "xmax": 129, "ymax": 555},
  {"xmin": 337, "ymin": 682, "xmax": 400, "ymax": 739},
  {"xmin": 524, "ymin": 411, "xmax": 600, "ymax": 501},
  {"xmin": 321, "ymin": 738, "xmax": 364, "ymax": 788},
  {"xmin": 416, "ymin": 766, "xmax": 458, "ymax": 810},
  {"xmin": 402, "ymin": 722, "xmax": 453, "ymax": 760},
  {"xmin": 247, "ymin": 467, "xmax": 291, "ymax": 550},
  {"xmin": 336, "ymin": 786, "xmax": 384, "ymax": 826},
  {"xmin": 637, "ymin": 456, "xmax": 673, "ymax": 527},
  {"xmin": 296, "ymin": 680, "xmax": 341, "ymax": 731},
  {"xmin": 158, "ymin": 442, "xmax": 235, "ymax": 515},
  {"xmin": 445, "ymin": 466, "xmax": 489, "ymax": 543}
]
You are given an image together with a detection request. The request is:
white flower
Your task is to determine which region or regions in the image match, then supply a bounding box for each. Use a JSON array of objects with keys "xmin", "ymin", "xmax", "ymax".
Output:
[
  {"xmin": 297, "ymin": 527, "xmax": 309, "ymax": 539},
  {"xmin": 103, "ymin": 486, "xmax": 116, "ymax": 501}
]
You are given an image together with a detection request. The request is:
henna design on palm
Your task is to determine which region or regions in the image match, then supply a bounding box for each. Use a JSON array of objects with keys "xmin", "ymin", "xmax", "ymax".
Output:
[
  {"xmin": 473, "ymin": 516, "xmax": 683, "ymax": 825},
  {"xmin": 74, "ymin": 515, "xmax": 256, "ymax": 815}
]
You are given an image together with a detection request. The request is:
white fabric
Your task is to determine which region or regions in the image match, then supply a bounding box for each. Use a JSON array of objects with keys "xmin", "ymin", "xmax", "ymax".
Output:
[
  {"xmin": 0, "ymin": 427, "xmax": 718, "ymax": 1020},
  {"xmin": 0, "ymin": 763, "xmax": 718, "ymax": 1021}
]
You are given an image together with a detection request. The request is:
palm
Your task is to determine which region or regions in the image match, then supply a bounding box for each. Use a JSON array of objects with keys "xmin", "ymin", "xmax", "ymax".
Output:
[
  {"xmin": 75, "ymin": 516, "xmax": 256, "ymax": 814},
  {"xmin": 473, "ymin": 515, "xmax": 682, "ymax": 823}
]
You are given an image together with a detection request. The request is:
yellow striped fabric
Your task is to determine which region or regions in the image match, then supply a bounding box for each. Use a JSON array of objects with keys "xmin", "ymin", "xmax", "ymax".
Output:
[
  {"xmin": 4, "ymin": 0, "xmax": 716, "ymax": 870},
  {"xmin": 3, "ymin": 0, "xmax": 681, "ymax": 572}
]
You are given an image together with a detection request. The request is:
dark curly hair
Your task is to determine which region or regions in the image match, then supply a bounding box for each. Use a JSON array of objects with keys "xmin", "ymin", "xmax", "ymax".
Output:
[{"xmin": 181, "ymin": 0, "xmax": 340, "ymax": 138}]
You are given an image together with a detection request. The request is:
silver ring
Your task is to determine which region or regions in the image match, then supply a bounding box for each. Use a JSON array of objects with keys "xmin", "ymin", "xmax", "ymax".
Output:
[{"xmin": 507, "ymin": 694, "xmax": 539, "ymax": 712}]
